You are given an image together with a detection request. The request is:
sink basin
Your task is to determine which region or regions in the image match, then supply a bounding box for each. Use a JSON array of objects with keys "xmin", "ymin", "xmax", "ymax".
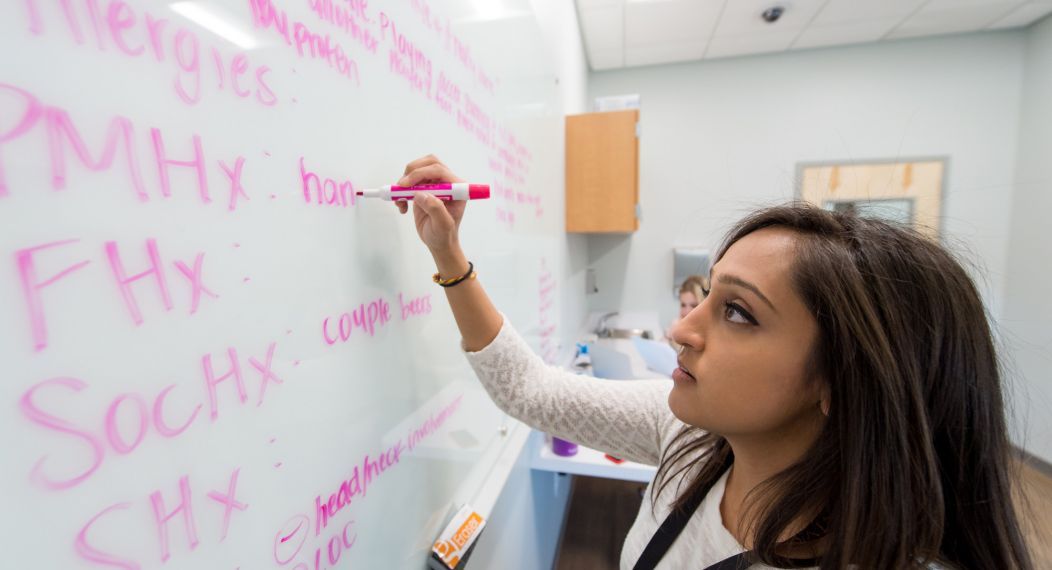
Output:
[{"xmin": 605, "ymin": 328, "xmax": 653, "ymax": 340}]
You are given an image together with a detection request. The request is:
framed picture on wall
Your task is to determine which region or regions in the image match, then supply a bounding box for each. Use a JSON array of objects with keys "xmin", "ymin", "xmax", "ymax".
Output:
[{"xmin": 797, "ymin": 160, "xmax": 946, "ymax": 239}]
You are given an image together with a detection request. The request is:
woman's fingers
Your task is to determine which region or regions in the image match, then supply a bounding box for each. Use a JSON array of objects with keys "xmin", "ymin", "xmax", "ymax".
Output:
[
  {"xmin": 402, "ymin": 154, "xmax": 443, "ymax": 176},
  {"xmin": 446, "ymin": 198, "xmax": 467, "ymax": 226},
  {"xmin": 397, "ymin": 155, "xmax": 443, "ymax": 214},
  {"xmin": 398, "ymin": 162, "xmax": 461, "ymax": 187},
  {"xmin": 413, "ymin": 192, "xmax": 449, "ymax": 223},
  {"xmin": 396, "ymin": 154, "xmax": 464, "ymax": 223}
]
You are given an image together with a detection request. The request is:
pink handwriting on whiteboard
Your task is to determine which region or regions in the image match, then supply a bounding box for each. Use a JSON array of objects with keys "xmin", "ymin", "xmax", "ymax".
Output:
[
  {"xmin": 14, "ymin": 237, "xmax": 218, "ymax": 351},
  {"xmin": 19, "ymin": 342, "xmax": 283, "ymax": 489},
  {"xmin": 379, "ymin": 11, "xmax": 433, "ymax": 96},
  {"xmin": 273, "ymin": 395, "xmax": 462, "ymax": 567},
  {"xmin": 486, "ymin": 128, "xmax": 542, "ymax": 222},
  {"xmin": 0, "ymin": 83, "xmax": 42, "ymax": 197},
  {"xmin": 151, "ymin": 128, "xmax": 211, "ymax": 202},
  {"xmin": 406, "ymin": 394, "xmax": 462, "ymax": 451},
  {"xmin": 305, "ymin": 0, "xmax": 379, "ymax": 55},
  {"xmin": 538, "ymin": 260, "xmax": 558, "ymax": 363},
  {"xmin": 496, "ymin": 206, "xmax": 515, "ymax": 229},
  {"xmin": 434, "ymin": 71, "xmax": 460, "ymax": 117},
  {"xmin": 150, "ymin": 475, "xmax": 201, "ymax": 562},
  {"xmin": 317, "ymin": 396, "xmax": 461, "ymax": 534},
  {"xmin": 321, "ymin": 297, "xmax": 392, "ymax": 345},
  {"xmin": 174, "ymin": 253, "xmax": 220, "ymax": 314},
  {"xmin": 277, "ymin": 520, "xmax": 357, "ymax": 570},
  {"xmin": 313, "ymin": 441, "xmax": 405, "ymax": 537},
  {"xmin": 249, "ymin": 0, "xmax": 362, "ymax": 85},
  {"xmin": 106, "ymin": 238, "xmax": 176, "ymax": 324},
  {"xmin": 22, "ymin": 0, "xmax": 277, "ymax": 106},
  {"xmin": 300, "ymin": 157, "xmax": 357, "ymax": 208},
  {"xmin": 19, "ymin": 377, "xmax": 106, "ymax": 490},
  {"xmin": 75, "ymin": 502, "xmax": 138, "ymax": 569},
  {"xmin": 397, "ymin": 292, "xmax": 431, "ymax": 321},
  {"xmin": 20, "ymin": 376, "xmax": 200, "ymax": 490},
  {"xmin": 14, "ymin": 239, "xmax": 92, "ymax": 352},
  {"xmin": 220, "ymin": 156, "xmax": 250, "ymax": 211},
  {"xmin": 75, "ymin": 467, "xmax": 246, "ymax": 567},
  {"xmin": 0, "ymin": 83, "xmax": 253, "ymax": 206},
  {"xmin": 249, "ymin": 342, "xmax": 283, "ymax": 406},
  {"xmin": 407, "ymin": 0, "xmax": 496, "ymax": 94},
  {"xmin": 453, "ymin": 93, "xmax": 495, "ymax": 148},
  {"xmin": 202, "ymin": 341, "xmax": 284, "ymax": 419}
]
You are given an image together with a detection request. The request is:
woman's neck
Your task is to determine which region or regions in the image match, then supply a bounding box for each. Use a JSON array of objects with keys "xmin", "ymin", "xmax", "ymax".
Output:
[{"xmin": 719, "ymin": 413, "xmax": 824, "ymax": 549}]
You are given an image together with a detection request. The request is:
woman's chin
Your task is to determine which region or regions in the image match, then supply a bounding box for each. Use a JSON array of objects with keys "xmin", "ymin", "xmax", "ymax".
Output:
[
  {"xmin": 667, "ymin": 387, "xmax": 701, "ymax": 427},
  {"xmin": 668, "ymin": 386, "xmax": 724, "ymax": 433}
]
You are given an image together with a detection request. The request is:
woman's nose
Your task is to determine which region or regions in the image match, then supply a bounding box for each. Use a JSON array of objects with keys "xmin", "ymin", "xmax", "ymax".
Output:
[{"xmin": 670, "ymin": 308, "xmax": 704, "ymax": 350}]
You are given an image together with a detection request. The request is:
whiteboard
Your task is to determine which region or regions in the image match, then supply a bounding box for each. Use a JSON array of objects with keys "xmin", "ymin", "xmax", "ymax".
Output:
[{"xmin": 0, "ymin": 1, "xmax": 566, "ymax": 568}]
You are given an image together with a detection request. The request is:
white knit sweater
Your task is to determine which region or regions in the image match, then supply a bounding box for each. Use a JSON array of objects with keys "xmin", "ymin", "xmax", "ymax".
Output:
[{"xmin": 463, "ymin": 318, "xmax": 809, "ymax": 570}]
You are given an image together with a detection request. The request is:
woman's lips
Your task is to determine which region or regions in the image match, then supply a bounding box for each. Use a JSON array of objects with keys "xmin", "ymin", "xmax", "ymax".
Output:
[{"xmin": 673, "ymin": 361, "xmax": 697, "ymax": 383}]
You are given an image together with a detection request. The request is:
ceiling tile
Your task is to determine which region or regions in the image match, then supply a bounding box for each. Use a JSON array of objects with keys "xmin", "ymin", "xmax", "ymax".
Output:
[
  {"xmin": 792, "ymin": 18, "xmax": 901, "ymax": 50},
  {"xmin": 624, "ymin": 0, "xmax": 726, "ymax": 46},
  {"xmin": 589, "ymin": 48, "xmax": 626, "ymax": 70},
  {"xmin": 576, "ymin": 0, "xmax": 1040, "ymax": 71},
  {"xmin": 625, "ymin": 40, "xmax": 708, "ymax": 66},
  {"xmin": 580, "ymin": 5, "xmax": 624, "ymax": 51},
  {"xmin": 886, "ymin": 1, "xmax": 1028, "ymax": 39},
  {"xmin": 713, "ymin": 0, "xmax": 828, "ymax": 37},
  {"xmin": 987, "ymin": 1, "xmax": 1052, "ymax": 28},
  {"xmin": 924, "ymin": 0, "xmax": 1023, "ymax": 9},
  {"xmin": 810, "ymin": 0, "xmax": 927, "ymax": 26},
  {"xmin": 577, "ymin": 0, "xmax": 624, "ymax": 8},
  {"xmin": 705, "ymin": 30, "xmax": 799, "ymax": 59}
]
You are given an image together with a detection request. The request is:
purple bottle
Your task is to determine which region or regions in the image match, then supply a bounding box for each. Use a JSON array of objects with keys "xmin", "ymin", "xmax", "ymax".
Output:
[{"xmin": 551, "ymin": 437, "xmax": 578, "ymax": 457}]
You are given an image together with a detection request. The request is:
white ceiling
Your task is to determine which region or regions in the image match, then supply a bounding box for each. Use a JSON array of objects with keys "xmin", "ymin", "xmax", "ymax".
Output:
[{"xmin": 577, "ymin": 0, "xmax": 1052, "ymax": 70}]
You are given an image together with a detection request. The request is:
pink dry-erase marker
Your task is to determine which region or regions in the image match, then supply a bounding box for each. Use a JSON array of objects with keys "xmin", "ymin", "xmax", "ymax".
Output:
[{"xmin": 356, "ymin": 183, "xmax": 490, "ymax": 201}]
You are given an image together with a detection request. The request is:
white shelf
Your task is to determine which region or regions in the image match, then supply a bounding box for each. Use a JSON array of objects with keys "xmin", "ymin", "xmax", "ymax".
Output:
[{"xmin": 528, "ymin": 430, "xmax": 657, "ymax": 483}]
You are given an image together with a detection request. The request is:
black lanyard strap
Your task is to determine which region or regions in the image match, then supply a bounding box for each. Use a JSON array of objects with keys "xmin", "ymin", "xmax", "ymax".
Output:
[
  {"xmin": 705, "ymin": 552, "xmax": 756, "ymax": 570},
  {"xmin": 632, "ymin": 468, "xmax": 720, "ymax": 570}
]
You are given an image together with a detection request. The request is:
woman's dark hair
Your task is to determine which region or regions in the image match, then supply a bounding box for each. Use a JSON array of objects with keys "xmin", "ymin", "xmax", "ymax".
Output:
[{"xmin": 653, "ymin": 202, "xmax": 1032, "ymax": 569}]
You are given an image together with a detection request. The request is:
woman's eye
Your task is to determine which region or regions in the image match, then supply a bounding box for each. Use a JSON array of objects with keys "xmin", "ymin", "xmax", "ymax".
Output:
[{"xmin": 723, "ymin": 302, "xmax": 757, "ymax": 325}]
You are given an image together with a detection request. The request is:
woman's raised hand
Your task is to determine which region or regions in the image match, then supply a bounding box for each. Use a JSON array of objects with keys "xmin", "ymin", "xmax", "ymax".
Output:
[
  {"xmin": 394, "ymin": 156, "xmax": 502, "ymax": 352},
  {"xmin": 395, "ymin": 155, "xmax": 467, "ymax": 256}
]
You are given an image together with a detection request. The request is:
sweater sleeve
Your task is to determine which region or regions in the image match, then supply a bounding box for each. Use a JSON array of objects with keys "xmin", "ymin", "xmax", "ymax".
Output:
[{"xmin": 463, "ymin": 317, "xmax": 677, "ymax": 466}]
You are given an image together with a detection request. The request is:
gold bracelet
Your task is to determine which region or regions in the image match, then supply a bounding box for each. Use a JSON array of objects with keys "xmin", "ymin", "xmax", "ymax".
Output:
[{"xmin": 433, "ymin": 261, "xmax": 476, "ymax": 287}]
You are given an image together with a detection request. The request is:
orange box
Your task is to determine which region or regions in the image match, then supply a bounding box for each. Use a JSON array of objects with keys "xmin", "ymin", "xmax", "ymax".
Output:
[{"xmin": 431, "ymin": 505, "xmax": 486, "ymax": 569}]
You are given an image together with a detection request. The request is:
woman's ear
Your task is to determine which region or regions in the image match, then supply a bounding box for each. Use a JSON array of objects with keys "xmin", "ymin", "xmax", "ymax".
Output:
[{"xmin": 819, "ymin": 383, "xmax": 831, "ymax": 417}]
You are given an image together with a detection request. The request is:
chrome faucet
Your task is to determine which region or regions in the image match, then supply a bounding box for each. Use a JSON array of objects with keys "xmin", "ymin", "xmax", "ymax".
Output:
[{"xmin": 596, "ymin": 311, "xmax": 619, "ymax": 338}]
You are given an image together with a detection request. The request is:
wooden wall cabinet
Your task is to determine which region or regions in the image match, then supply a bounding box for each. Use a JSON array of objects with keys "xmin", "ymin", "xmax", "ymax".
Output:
[{"xmin": 565, "ymin": 110, "xmax": 639, "ymax": 233}]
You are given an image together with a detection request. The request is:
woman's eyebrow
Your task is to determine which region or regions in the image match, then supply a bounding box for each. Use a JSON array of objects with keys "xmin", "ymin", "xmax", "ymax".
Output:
[{"xmin": 713, "ymin": 271, "xmax": 779, "ymax": 314}]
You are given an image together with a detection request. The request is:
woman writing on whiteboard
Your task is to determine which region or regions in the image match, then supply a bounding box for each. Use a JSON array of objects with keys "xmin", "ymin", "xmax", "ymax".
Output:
[{"xmin": 394, "ymin": 155, "xmax": 1032, "ymax": 569}]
